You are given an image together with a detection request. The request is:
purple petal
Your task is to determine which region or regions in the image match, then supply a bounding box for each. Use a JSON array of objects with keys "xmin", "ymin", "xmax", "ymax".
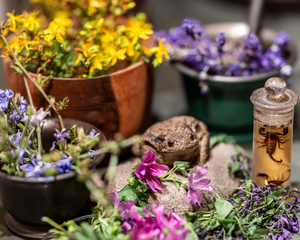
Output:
[
  {"xmin": 109, "ymin": 188, "xmax": 119, "ymax": 207},
  {"xmin": 146, "ymin": 164, "xmax": 169, "ymax": 177},
  {"xmin": 145, "ymin": 174, "xmax": 162, "ymax": 192},
  {"xmin": 186, "ymin": 187, "xmax": 202, "ymax": 207},
  {"xmin": 194, "ymin": 166, "xmax": 208, "ymax": 180},
  {"xmin": 142, "ymin": 150, "xmax": 156, "ymax": 164}
]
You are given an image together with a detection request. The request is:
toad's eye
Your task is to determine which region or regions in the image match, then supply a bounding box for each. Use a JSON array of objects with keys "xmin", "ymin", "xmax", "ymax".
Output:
[
  {"xmin": 189, "ymin": 133, "xmax": 194, "ymax": 141},
  {"xmin": 168, "ymin": 140, "xmax": 175, "ymax": 147}
]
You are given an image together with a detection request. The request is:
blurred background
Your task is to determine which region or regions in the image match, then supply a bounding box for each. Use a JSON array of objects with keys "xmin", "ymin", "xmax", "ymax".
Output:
[{"xmin": 0, "ymin": 0, "xmax": 300, "ymax": 167}]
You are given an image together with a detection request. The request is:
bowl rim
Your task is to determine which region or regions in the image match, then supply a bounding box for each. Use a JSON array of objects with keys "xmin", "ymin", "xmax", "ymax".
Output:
[
  {"xmin": 172, "ymin": 22, "xmax": 297, "ymax": 83},
  {"xmin": 0, "ymin": 118, "xmax": 106, "ymax": 183}
]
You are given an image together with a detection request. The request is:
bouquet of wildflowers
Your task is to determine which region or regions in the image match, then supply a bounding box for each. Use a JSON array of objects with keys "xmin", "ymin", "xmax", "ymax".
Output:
[
  {"xmin": 155, "ymin": 19, "xmax": 293, "ymax": 93},
  {"xmin": 43, "ymin": 150, "xmax": 300, "ymax": 240},
  {"xmin": 0, "ymin": 18, "xmax": 129, "ymax": 179},
  {"xmin": 0, "ymin": 0, "xmax": 169, "ymax": 78}
]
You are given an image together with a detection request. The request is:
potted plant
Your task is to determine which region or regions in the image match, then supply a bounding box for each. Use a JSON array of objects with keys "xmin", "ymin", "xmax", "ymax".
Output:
[
  {"xmin": 0, "ymin": 22, "xmax": 114, "ymax": 237},
  {"xmin": 155, "ymin": 19, "xmax": 296, "ymax": 143},
  {"xmin": 1, "ymin": 0, "xmax": 169, "ymax": 139}
]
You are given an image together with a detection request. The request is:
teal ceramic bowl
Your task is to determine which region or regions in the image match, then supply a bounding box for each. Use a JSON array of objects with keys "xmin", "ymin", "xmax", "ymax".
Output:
[{"xmin": 173, "ymin": 22, "xmax": 297, "ymax": 143}]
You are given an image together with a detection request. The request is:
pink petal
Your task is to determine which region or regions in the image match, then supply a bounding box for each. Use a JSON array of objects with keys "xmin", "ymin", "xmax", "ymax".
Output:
[
  {"xmin": 143, "ymin": 150, "xmax": 157, "ymax": 164},
  {"xmin": 134, "ymin": 164, "xmax": 146, "ymax": 179},
  {"xmin": 119, "ymin": 200, "xmax": 137, "ymax": 217},
  {"xmin": 147, "ymin": 164, "xmax": 169, "ymax": 177},
  {"xmin": 194, "ymin": 184, "xmax": 213, "ymax": 192},
  {"xmin": 193, "ymin": 178, "xmax": 211, "ymax": 185},
  {"xmin": 145, "ymin": 174, "xmax": 162, "ymax": 192},
  {"xmin": 194, "ymin": 166, "xmax": 208, "ymax": 180},
  {"xmin": 186, "ymin": 187, "xmax": 202, "ymax": 207},
  {"xmin": 109, "ymin": 188, "xmax": 119, "ymax": 207}
]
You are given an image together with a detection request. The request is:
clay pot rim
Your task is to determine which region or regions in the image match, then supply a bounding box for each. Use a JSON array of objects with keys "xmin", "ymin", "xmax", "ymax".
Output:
[
  {"xmin": 0, "ymin": 117, "xmax": 106, "ymax": 184},
  {"xmin": 26, "ymin": 60, "xmax": 144, "ymax": 81},
  {"xmin": 172, "ymin": 22, "xmax": 297, "ymax": 83}
]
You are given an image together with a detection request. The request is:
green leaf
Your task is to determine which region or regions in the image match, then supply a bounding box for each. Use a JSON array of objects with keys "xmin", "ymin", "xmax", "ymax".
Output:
[
  {"xmin": 185, "ymin": 212, "xmax": 198, "ymax": 223},
  {"xmin": 268, "ymin": 187, "xmax": 286, "ymax": 198},
  {"xmin": 247, "ymin": 225, "xmax": 257, "ymax": 235},
  {"xmin": 250, "ymin": 229, "xmax": 269, "ymax": 239},
  {"xmin": 210, "ymin": 134, "xmax": 232, "ymax": 149},
  {"xmin": 215, "ymin": 198, "xmax": 233, "ymax": 220},
  {"xmin": 173, "ymin": 161, "xmax": 190, "ymax": 177},
  {"xmin": 266, "ymin": 209, "xmax": 275, "ymax": 215},
  {"xmin": 143, "ymin": 55, "xmax": 150, "ymax": 63},
  {"xmin": 118, "ymin": 185, "xmax": 137, "ymax": 202},
  {"xmin": 174, "ymin": 181, "xmax": 181, "ymax": 191}
]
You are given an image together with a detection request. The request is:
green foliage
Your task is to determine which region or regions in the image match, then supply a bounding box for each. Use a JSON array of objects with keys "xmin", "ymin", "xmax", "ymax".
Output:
[{"xmin": 118, "ymin": 176, "xmax": 151, "ymax": 207}]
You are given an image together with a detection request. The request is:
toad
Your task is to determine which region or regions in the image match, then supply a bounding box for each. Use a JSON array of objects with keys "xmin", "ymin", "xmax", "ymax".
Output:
[{"xmin": 132, "ymin": 116, "xmax": 210, "ymax": 166}]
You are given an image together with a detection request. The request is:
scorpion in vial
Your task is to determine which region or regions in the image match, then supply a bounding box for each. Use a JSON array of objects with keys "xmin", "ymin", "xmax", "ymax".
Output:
[{"xmin": 257, "ymin": 127, "xmax": 288, "ymax": 163}]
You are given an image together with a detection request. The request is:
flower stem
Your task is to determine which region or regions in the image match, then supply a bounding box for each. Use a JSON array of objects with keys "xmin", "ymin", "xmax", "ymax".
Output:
[
  {"xmin": 217, "ymin": 185, "xmax": 252, "ymax": 196},
  {"xmin": 0, "ymin": 33, "xmax": 64, "ymax": 129},
  {"xmin": 22, "ymin": 76, "xmax": 35, "ymax": 112},
  {"xmin": 36, "ymin": 125, "xmax": 42, "ymax": 155},
  {"xmin": 20, "ymin": 120, "xmax": 29, "ymax": 142},
  {"xmin": 10, "ymin": 98, "xmax": 23, "ymax": 116}
]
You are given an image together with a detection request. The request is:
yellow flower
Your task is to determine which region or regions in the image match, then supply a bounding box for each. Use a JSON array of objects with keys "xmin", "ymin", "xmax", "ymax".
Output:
[
  {"xmin": 88, "ymin": 0, "xmax": 107, "ymax": 16},
  {"xmin": 105, "ymin": 47, "xmax": 127, "ymax": 66},
  {"xmin": 149, "ymin": 39, "xmax": 170, "ymax": 64},
  {"xmin": 53, "ymin": 11, "xmax": 72, "ymax": 27},
  {"xmin": 43, "ymin": 21, "xmax": 66, "ymax": 43},
  {"xmin": 7, "ymin": 33, "xmax": 38, "ymax": 57},
  {"xmin": 23, "ymin": 11, "xmax": 40, "ymax": 31},
  {"xmin": 82, "ymin": 43, "xmax": 99, "ymax": 58},
  {"xmin": 6, "ymin": 11, "xmax": 24, "ymax": 30},
  {"xmin": 126, "ymin": 18, "xmax": 153, "ymax": 45},
  {"xmin": 89, "ymin": 55, "xmax": 105, "ymax": 73},
  {"xmin": 116, "ymin": 36, "xmax": 135, "ymax": 57}
]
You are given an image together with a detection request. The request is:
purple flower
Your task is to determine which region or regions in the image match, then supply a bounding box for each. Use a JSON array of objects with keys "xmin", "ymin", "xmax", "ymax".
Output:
[
  {"xmin": 129, "ymin": 204, "xmax": 188, "ymax": 240},
  {"xmin": 109, "ymin": 188, "xmax": 136, "ymax": 218},
  {"xmin": 54, "ymin": 128, "xmax": 70, "ymax": 141},
  {"xmin": 10, "ymin": 148, "xmax": 26, "ymax": 164},
  {"xmin": 88, "ymin": 129, "xmax": 100, "ymax": 139},
  {"xmin": 9, "ymin": 131, "xmax": 22, "ymax": 147},
  {"xmin": 0, "ymin": 89, "xmax": 13, "ymax": 112},
  {"xmin": 20, "ymin": 154, "xmax": 53, "ymax": 178},
  {"xmin": 18, "ymin": 97, "xmax": 28, "ymax": 113},
  {"xmin": 186, "ymin": 166, "xmax": 213, "ymax": 207},
  {"xmin": 55, "ymin": 160, "xmax": 72, "ymax": 173},
  {"xmin": 216, "ymin": 32, "xmax": 226, "ymax": 55},
  {"xmin": 9, "ymin": 110, "xmax": 20, "ymax": 123},
  {"xmin": 133, "ymin": 150, "xmax": 169, "ymax": 192},
  {"xmin": 278, "ymin": 229, "xmax": 293, "ymax": 240},
  {"xmin": 30, "ymin": 108, "xmax": 50, "ymax": 125},
  {"xmin": 121, "ymin": 218, "xmax": 136, "ymax": 234}
]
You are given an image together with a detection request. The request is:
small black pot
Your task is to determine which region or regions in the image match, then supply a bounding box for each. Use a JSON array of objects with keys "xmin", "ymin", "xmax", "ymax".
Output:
[{"xmin": 0, "ymin": 118, "xmax": 106, "ymax": 225}]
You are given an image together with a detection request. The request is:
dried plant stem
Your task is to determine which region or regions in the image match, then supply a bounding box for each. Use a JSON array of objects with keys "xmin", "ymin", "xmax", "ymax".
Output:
[{"xmin": 0, "ymin": 33, "xmax": 64, "ymax": 129}]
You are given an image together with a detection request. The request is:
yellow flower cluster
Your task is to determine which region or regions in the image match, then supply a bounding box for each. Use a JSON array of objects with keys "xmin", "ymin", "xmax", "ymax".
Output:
[{"xmin": 1, "ymin": 1, "xmax": 169, "ymax": 78}]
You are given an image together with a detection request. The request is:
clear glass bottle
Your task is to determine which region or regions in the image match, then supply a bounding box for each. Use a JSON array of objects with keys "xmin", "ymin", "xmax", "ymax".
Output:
[{"xmin": 250, "ymin": 77, "xmax": 298, "ymax": 192}]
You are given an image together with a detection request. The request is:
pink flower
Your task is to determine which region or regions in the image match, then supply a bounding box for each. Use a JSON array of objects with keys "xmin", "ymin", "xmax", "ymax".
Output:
[
  {"xmin": 187, "ymin": 166, "xmax": 213, "ymax": 207},
  {"xmin": 134, "ymin": 150, "xmax": 169, "ymax": 192},
  {"xmin": 109, "ymin": 188, "xmax": 136, "ymax": 218},
  {"xmin": 129, "ymin": 204, "xmax": 189, "ymax": 240}
]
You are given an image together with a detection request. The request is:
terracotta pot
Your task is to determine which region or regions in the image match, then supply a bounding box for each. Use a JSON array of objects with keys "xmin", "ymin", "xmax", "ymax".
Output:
[
  {"xmin": 3, "ymin": 59, "xmax": 154, "ymax": 139},
  {"xmin": 0, "ymin": 118, "xmax": 106, "ymax": 227}
]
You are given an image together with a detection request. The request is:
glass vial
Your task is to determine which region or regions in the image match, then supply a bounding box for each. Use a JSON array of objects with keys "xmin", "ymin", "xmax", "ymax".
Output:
[{"xmin": 250, "ymin": 77, "xmax": 298, "ymax": 191}]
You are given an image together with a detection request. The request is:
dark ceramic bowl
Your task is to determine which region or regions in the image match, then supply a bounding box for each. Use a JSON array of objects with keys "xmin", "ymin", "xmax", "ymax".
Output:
[
  {"xmin": 173, "ymin": 22, "xmax": 297, "ymax": 143},
  {"xmin": 0, "ymin": 118, "xmax": 106, "ymax": 225}
]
